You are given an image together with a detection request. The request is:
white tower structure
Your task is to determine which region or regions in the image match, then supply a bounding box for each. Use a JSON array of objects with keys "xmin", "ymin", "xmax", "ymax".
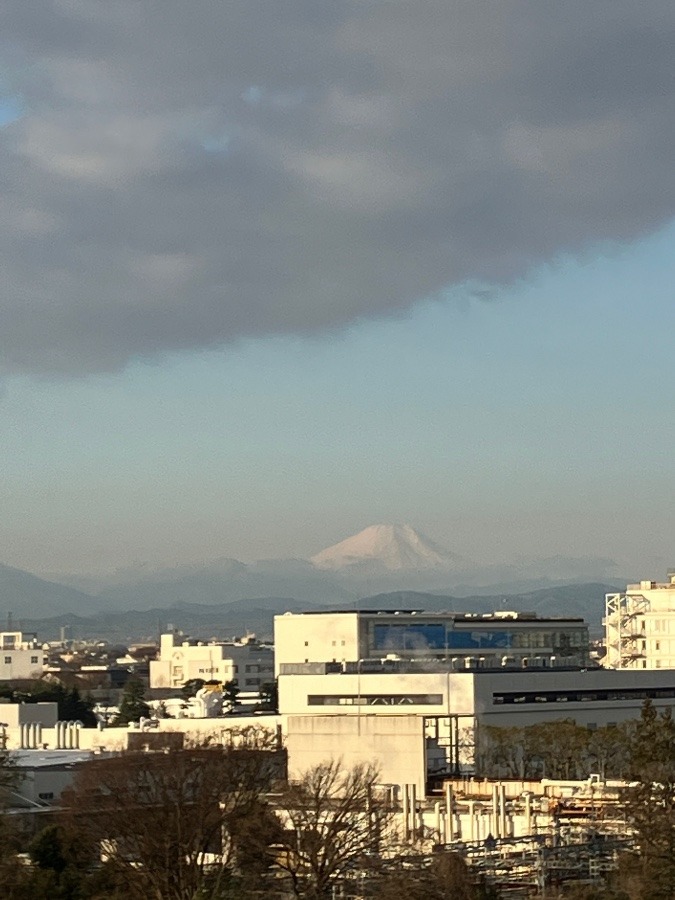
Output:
[{"xmin": 604, "ymin": 572, "xmax": 675, "ymax": 669}]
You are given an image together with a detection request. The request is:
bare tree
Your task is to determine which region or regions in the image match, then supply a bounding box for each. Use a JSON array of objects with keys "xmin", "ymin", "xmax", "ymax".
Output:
[
  {"xmin": 270, "ymin": 760, "xmax": 393, "ymax": 899},
  {"xmin": 61, "ymin": 725, "xmax": 284, "ymax": 900},
  {"xmin": 479, "ymin": 720, "xmax": 634, "ymax": 781},
  {"xmin": 364, "ymin": 849, "xmax": 482, "ymax": 899}
]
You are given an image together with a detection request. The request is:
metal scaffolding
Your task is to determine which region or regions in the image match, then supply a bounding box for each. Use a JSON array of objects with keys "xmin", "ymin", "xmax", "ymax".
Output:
[{"xmin": 604, "ymin": 591, "xmax": 650, "ymax": 669}]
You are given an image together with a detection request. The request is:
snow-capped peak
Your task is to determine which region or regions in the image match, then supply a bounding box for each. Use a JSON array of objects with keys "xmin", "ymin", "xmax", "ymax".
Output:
[{"xmin": 310, "ymin": 524, "xmax": 462, "ymax": 572}]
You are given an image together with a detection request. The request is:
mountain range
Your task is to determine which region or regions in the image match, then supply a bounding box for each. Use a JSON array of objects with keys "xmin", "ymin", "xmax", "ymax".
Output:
[{"xmin": 0, "ymin": 525, "xmax": 624, "ymax": 637}]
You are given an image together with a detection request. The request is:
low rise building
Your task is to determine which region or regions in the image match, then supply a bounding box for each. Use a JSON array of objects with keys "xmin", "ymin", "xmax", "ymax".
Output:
[
  {"xmin": 0, "ymin": 631, "xmax": 46, "ymax": 680},
  {"xmin": 274, "ymin": 609, "xmax": 590, "ymax": 676},
  {"xmin": 149, "ymin": 632, "xmax": 274, "ymax": 692}
]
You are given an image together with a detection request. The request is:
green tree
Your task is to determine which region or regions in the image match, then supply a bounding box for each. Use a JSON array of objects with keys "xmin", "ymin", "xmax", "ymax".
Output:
[
  {"xmin": 224, "ymin": 679, "xmax": 240, "ymax": 712},
  {"xmin": 10, "ymin": 681, "xmax": 96, "ymax": 727},
  {"xmin": 113, "ymin": 678, "xmax": 150, "ymax": 725},
  {"xmin": 181, "ymin": 678, "xmax": 205, "ymax": 700},
  {"xmin": 623, "ymin": 700, "xmax": 675, "ymax": 898},
  {"xmin": 259, "ymin": 680, "xmax": 278, "ymax": 712}
]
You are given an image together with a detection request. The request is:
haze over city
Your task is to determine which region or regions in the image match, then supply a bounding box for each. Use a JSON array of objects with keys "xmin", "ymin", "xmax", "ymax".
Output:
[{"xmin": 2, "ymin": 3, "xmax": 675, "ymax": 580}]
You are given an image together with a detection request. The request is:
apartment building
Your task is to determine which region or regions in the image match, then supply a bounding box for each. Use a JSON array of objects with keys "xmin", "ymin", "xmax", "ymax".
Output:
[
  {"xmin": 605, "ymin": 572, "xmax": 675, "ymax": 669},
  {"xmin": 149, "ymin": 632, "xmax": 274, "ymax": 692}
]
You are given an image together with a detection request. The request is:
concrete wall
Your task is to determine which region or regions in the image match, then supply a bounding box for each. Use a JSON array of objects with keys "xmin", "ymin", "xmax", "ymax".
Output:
[
  {"xmin": 280, "ymin": 666, "xmax": 675, "ymax": 728},
  {"xmin": 279, "ymin": 669, "xmax": 460, "ymax": 716},
  {"xmin": 0, "ymin": 650, "xmax": 44, "ymax": 680},
  {"xmin": 286, "ymin": 714, "xmax": 428, "ymax": 792},
  {"xmin": 0, "ymin": 702, "xmax": 58, "ymax": 728},
  {"xmin": 274, "ymin": 613, "xmax": 360, "ymax": 675},
  {"xmin": 472, "ymin": 667, "xmax": 675, "ymax": 728}
]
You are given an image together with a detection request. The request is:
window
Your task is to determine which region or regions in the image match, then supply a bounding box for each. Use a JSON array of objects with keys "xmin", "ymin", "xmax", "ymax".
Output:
[
  {"xmin": 304, "ymin": 641, "xmax": 309, "ymax": 646},
  {"xmin": 4, "ymin": 657, "xmax": 10, "ymax": 664},
  {"xmin": 307, "ymin": 693, "xmax": 443, "ymax": 707},
  {"xmin": 31, "ymin": 656, "xmax": 39, "ymax": 664},
  {"xmin": 493, "ymin": 686, "xmax": 675, "ymax": 705}
]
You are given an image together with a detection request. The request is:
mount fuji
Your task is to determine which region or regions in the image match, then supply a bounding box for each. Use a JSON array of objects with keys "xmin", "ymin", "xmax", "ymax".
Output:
[{"xmin": 310, "ymin": 524, "xmax": 466, "ymax": 573}]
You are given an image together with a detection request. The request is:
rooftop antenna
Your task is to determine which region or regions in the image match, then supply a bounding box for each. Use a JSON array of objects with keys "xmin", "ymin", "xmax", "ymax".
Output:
[{"xmin": 6, "ymin": 611, "xmax": 13, "ymax": 632}]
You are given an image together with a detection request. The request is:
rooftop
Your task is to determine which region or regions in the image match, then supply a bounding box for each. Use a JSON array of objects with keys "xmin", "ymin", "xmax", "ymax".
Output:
[{"xmin": 279, "ymin": 609, "xmax": 585, "ymax": 623}]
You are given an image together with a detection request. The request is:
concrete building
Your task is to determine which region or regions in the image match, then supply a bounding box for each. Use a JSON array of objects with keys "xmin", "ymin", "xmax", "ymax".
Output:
[
  {"xmin": 149, "ymin": 632, "xmax": 274, "ymax": 692},
  {"xmin": 0, "ymin": 631, "xmax": 46, "ymax": 680},
  {"xmin": 7, "ymin": 750, "xmax": 104, "ymax": 808},
  {"xmin": 271, "ymin": 606, "xmax": 675, "ymax": 793},
  {"xmin": 280, "ymin": 662, "xmax": 675, "ymax": 791},
  {"xmin": 604, "ymin": 571, "xmax": 675, "ymax": 669},
  {"xmin": 274, "ymin": 609, "xmax": 590, "ymax": 676}
]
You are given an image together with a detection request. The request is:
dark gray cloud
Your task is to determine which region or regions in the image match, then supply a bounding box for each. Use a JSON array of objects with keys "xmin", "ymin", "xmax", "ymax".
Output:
[{"xmin": 2, "ymin": 1, "xmax": 675, "ymax": 374}]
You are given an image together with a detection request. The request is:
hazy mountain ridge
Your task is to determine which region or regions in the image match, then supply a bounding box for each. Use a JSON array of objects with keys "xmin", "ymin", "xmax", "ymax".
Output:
[
  {"xmin": 0, "ymin": 562, "xmax": 100, "ymax": 620},
  {"xmin": 1, "ymin": 525, "xmax": 624, "ymax": 621},
  {"xmin": 13, "ymin": 583, "xmax": 616, "ymax": 643}
]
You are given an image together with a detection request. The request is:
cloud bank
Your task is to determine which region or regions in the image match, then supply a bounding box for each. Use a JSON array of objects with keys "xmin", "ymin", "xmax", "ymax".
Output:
[{"xmin": 2, "ymin": 1, "xmax": 675, "ymax": 374}]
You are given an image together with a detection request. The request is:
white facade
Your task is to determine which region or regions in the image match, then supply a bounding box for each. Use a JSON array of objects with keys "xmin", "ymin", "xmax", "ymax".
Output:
[
  {"xmin": 280, "ymin": 665, "xmax": 675, "ymax": 728},
  {"xmin": 150, "ymin": 633, "xmax": 274, "ymax": 691},
  {"xmin": 604, "ymin": 572, "xmax": 675, "ymax": 669},
  {"xmin": 274, "ymin": 610, "xmax": 589, "ymax": 676},
  {"xmin": 278, "ymin": 664, "xmax": 675, "ymax": 791},
  {"xmin": 0, "ymin": 631, "xmax": 45, "ymax": 680},
  {"xmin": 275, "ymin": 612, "xmax": 361, "ymax": 676}
]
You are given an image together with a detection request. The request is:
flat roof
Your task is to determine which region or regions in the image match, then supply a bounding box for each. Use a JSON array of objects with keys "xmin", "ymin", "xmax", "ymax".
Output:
[{"xmin": 278, "ymin": 610, "xmax": 585, "ymax": 623}]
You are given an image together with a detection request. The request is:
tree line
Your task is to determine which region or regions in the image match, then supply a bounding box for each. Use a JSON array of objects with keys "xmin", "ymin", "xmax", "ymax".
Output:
[{"xmin": 478, "ymin": 718, "xmax": 635, "ymax": 781}]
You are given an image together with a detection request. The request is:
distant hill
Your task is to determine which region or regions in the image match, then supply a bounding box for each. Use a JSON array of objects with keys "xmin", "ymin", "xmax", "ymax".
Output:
[
  {"xmin": 91, "ymin": 558, "xmax": 358, "ymax": 611},
  {"xmin": 0, "ymin": 562, "xmax": 99, "ymax": 620},
  {"xmin": 17, "ymin": 597, "xmax": 325, "ymax": 644},
  {"xmin": 18, "ymin": 582, "xmax": 616, "ymax": 643},
  {"xmin": 356, "ymin": 583, "xmax": 616, "ymax": 635}
]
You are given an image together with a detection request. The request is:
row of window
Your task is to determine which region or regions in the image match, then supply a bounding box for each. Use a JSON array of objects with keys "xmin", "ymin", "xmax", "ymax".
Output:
[
  {"xmin": 307, "ymin": 693, "xmax": 443, "ymax": 707},
  {"xmin": 493, "ymin": 687, "xmax": 675, "ymax": 705},
  {"xmin": 369, "ymin": 623, "xmax": 586, "ymax": 653},
  {"xmin": 3, "ymin": 655, "xmax": 40, "ymax": 664}
]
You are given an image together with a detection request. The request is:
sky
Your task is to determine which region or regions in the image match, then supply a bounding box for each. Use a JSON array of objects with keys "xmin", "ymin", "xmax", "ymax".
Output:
[{"xmin": 2, "ymin": 2, "xmax": 675, "ymax": 578}]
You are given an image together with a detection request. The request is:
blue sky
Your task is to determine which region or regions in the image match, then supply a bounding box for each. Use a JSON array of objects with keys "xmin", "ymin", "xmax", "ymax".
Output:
[
  {"xmin": 3, "ymin": 222, "xmax": 675, "ymax": 576},
  {"xmin": 2, "ymin": 3, "xmax": 675, "ymax": 578}
]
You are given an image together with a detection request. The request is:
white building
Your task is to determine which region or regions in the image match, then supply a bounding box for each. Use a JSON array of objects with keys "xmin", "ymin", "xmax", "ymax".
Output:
[
  {"xmin": 272, "ymin": 606, "xmax": 675, "ymax": 793},
  {"xmin": 149, "ymin": 632, "xmax": 274, "ymax": 692},
  {"xmin": 280, "ymin": 661, "xmax": 675, "ymax": 791},
  {"xmin": 0, "ymin": 631, "xmax": 45, "ymax": 680},
  {"xmin": 274, "ymin": 609, "xmax": 589, "ymax": 676},
  {"xmin": 604, "ymin": 572, "xmax": 675, "ymax": 669}
]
